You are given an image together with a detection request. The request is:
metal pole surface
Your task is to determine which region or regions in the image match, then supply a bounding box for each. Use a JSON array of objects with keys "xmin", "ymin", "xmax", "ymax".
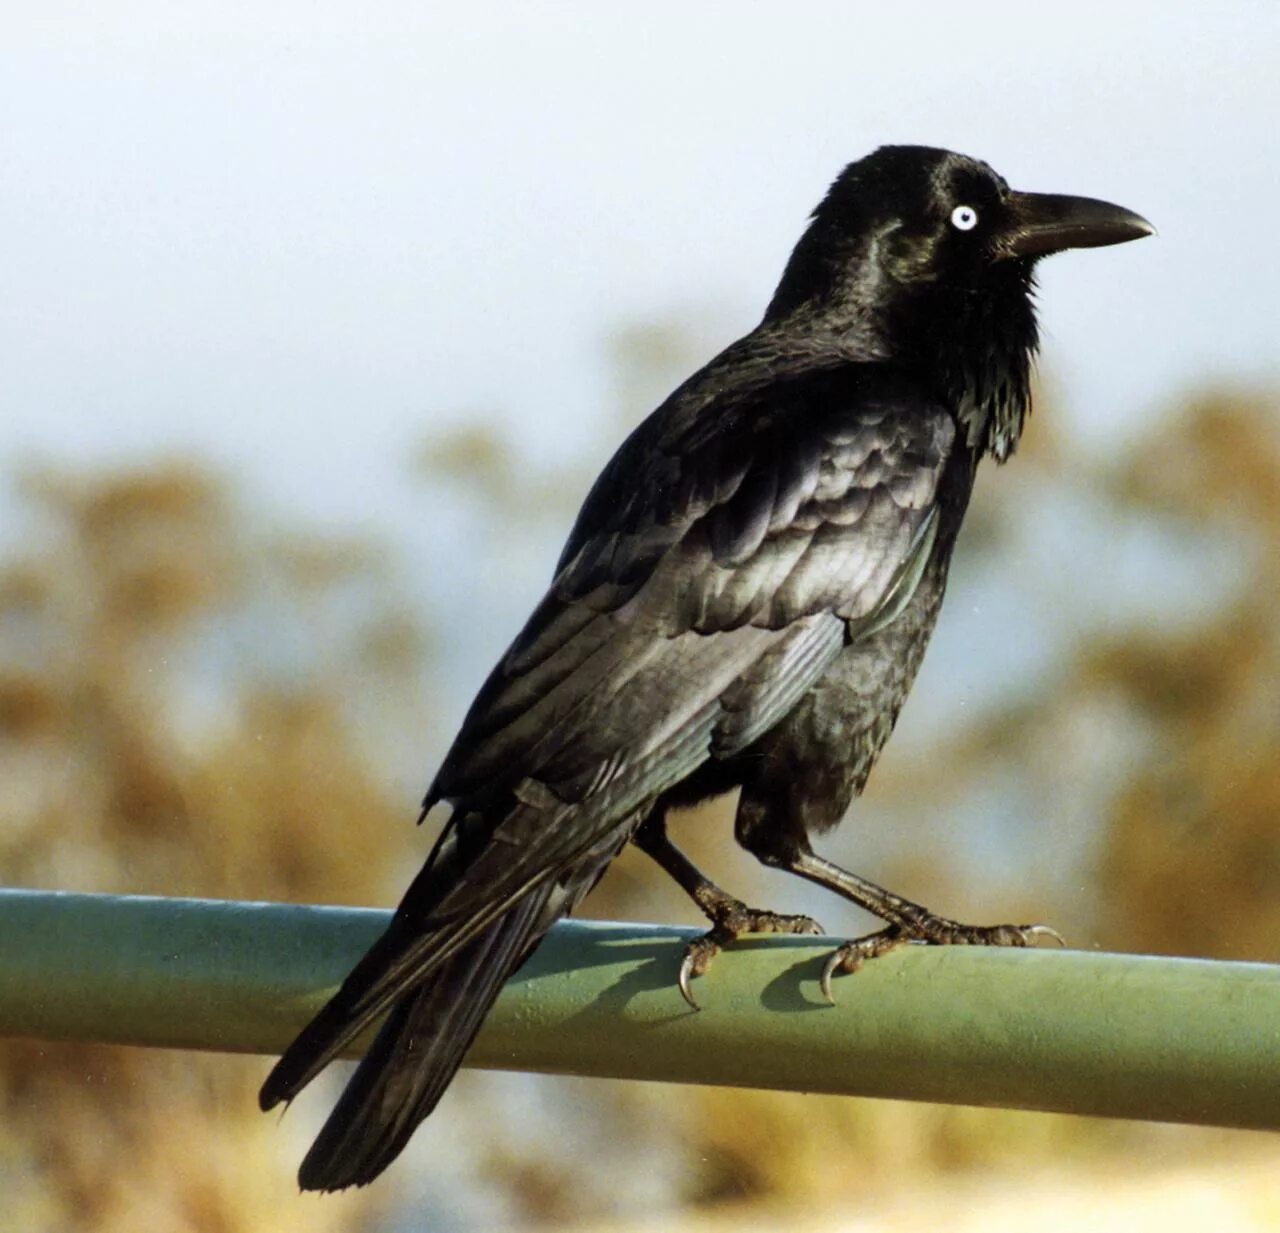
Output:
[{"xmin": 1, "ymin": 889, "xmax": 1277, "ymax": 1130}]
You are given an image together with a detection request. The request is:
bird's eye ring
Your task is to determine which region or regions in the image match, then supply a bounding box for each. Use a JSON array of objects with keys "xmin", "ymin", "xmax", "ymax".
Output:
[{"xmin": 950, "ymin": 205, "xmax": 979, "ymax": 231}]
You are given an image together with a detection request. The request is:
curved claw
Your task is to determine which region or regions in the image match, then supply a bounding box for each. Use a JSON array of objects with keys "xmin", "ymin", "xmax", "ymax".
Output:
[
  {"xmin": 677, "ymin": 952, "xmax": 702, "ymax": 1011},
  {"xmin": 819, "ymin": 950, "xmax": 844, "ymax": 1007},
  {"xmin": 1025, "ymin": 923, "xmax": 1066, "ymax": 948},
  {"xmin": 673, "ymin": 907, "xmax": 825, "ymax": 1009}
]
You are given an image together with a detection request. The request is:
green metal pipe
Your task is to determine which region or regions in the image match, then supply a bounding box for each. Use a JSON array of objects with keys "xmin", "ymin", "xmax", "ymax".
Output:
[{"xmin": 1, "ymin": 888, "xmax": 1277, "ymax": 1130}]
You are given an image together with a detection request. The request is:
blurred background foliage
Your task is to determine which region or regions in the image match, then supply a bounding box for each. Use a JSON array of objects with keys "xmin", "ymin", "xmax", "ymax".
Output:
[
  {"xmin": 3, "ymin": 3, "xmax": 1274, "ymax": 1226},
  {"xmin": 1, "ymin": 308, "xmax": 1277, "ymax": 1228}
]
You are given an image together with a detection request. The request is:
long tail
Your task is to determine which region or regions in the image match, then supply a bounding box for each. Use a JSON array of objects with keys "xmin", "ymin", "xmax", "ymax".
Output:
[
  {"xmin": 259, "ymin": 812, "xmax": 628, "ymax": 1191},
  {"xmin": 288, "ymin": 884, "xmax": 557, "ymax": 1190}
]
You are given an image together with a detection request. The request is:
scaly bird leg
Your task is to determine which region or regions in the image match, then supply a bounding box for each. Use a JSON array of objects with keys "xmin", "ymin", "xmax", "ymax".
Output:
[
  {"xmin": 633, "ymin": 813, "xmax": 824, "ymax": 1009},
  {"xmin": 760, "ymin": 847, "xmax": 1063, "ymax": 1004}
]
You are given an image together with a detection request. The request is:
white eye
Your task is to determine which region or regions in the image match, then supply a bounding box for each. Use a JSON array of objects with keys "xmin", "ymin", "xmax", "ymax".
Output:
[{"xmin": 950, "ymin": 204, "xmax": 979, "ymax": 231}]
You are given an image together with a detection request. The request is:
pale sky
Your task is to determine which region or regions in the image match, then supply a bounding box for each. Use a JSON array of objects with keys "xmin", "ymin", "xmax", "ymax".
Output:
[
  {"xmin": 4, "ymin": 3, "xmax": 1275, "ymax": 513},
  {"xmin": 2, "ymin": 2, "xmax": 1277, "ymax": 749}
]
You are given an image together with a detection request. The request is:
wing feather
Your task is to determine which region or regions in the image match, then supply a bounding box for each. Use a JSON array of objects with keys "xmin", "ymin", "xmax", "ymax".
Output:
[
  {"xmin": 426, "ymin": 365, "xmax": 956, "ymax": 857},
  {"xmin": 267, "ymin": 351, "xmax": 962, "ymax": 1187}
]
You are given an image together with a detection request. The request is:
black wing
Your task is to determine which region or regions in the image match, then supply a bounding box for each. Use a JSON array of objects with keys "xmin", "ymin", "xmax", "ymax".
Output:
[
  {"xmin": 422, "ymin": 363, "xmax": 956, "ymax": 900},
  {"xmin": 260, "ymin": 360, "xmax": 956, "ymax": 1158}
]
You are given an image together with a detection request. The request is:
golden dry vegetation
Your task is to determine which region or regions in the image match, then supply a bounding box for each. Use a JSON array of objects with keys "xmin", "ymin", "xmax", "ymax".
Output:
[
  {"xmin": 0, "ymin": 466, "xmax": 411, "ymax": 1231},
  {"xmin": 1, "ymin": 379, "xmax": 1278, "ymax": 1230}
]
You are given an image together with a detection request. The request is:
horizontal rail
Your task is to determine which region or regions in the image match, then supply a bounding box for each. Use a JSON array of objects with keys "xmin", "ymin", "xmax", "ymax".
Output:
[{"xmin": 1, "ymin": 888, "xmax": 1278, "ymax": 1130}]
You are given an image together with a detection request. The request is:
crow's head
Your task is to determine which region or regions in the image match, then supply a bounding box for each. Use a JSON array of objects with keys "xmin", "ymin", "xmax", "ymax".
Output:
[{"xmin": 766, "ymin": 145, "xmax": 1152, "ymax": 459}]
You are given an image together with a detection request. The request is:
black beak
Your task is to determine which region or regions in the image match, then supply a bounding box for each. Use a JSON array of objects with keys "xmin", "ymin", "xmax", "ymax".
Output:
[{"xmin": 997, "ymin": 191, "xmax": 1154, "ymax": 260}]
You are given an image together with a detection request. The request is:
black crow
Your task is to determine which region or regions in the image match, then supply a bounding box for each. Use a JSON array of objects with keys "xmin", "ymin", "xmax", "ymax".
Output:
[{"xmin": 260, "ymin": 145, "xmax": 1152, "ymax": 1189}]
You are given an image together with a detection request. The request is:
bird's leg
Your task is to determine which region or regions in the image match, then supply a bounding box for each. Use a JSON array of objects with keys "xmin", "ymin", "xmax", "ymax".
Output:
[
  {"xmin": 633, "ymin": 812, "xmax": 824, "ymax": 1008},
  {"xmin": 743, "ymin": 838, "xmax": 1062, "ymax": 1003}
]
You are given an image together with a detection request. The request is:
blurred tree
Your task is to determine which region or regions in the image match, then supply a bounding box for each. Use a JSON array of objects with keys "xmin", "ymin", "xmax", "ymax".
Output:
[
  {"xmin": 0, "ymin": 462, "xmax": 422, "ymax": 1231},
  {"xmin": 1095, "ymin": 389, "xmax": 1280, "ymax": 958},
  {"xmin": 5, "ymin": 378, "xmax": 1277, "ymax": 1231}
]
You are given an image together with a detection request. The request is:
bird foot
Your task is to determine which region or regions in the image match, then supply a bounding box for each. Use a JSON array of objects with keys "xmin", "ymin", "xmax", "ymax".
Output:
[
  {"xmin": 678, "ymin": 905, "xmax": 824, "ymax": 1010},
  {"xmin": 820, "ymin": 916, "xmax": 1064, "ymax": 1004}
]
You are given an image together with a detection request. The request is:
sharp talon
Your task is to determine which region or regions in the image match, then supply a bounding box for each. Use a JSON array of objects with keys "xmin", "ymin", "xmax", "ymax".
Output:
[
  {"xmin": 1026, "ymin": 924, "xmax": 1066, "ymax": 948},
  {"xmin": 670, "ymin": 902, "xmax": 827, "ymax": 1008},
  {"xmin": 820, "ymin": 951, "xmax": 843, "ymax": 1006},
  {"xmin": 677, "ymin": 954, "xmax": 701, "ymax": 1010}
]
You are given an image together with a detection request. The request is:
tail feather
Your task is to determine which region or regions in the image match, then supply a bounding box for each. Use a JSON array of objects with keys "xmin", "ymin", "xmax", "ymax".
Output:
[
  {"xmin": 289, "ymin": 884, "xmax": 556, "ymax": 1191},
  {"xmin": 260, "ymin": 915, "xmax": 432, "ymax": 1113},
  {"xmin": 262, "ymin": 811, "xmax": 634, "ymax": 1191},
  {"xmin": 260, "ymin": 813, "xmax": 550, "ymax": 1114}
]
